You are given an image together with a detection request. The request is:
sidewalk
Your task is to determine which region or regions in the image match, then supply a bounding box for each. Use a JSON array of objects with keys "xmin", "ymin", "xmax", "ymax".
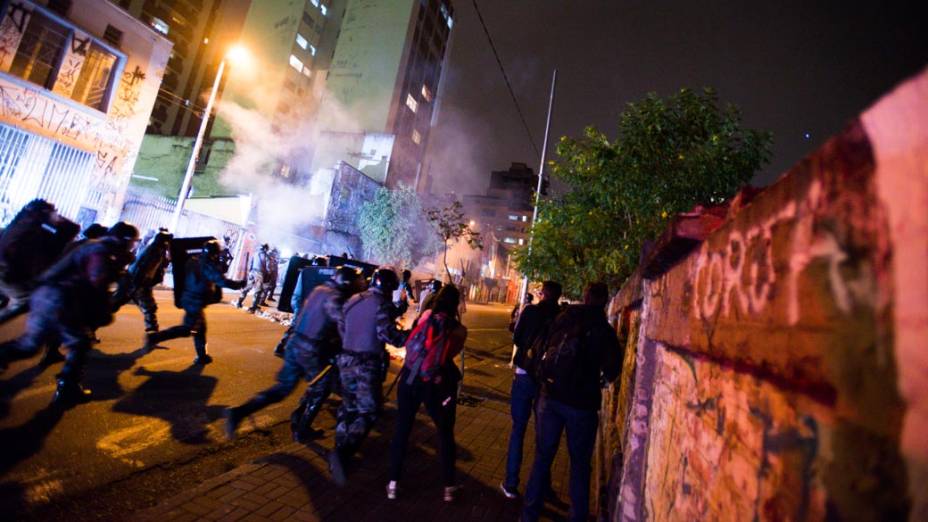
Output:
[{"xmin": 134, "ymin": 310, "xmax": 574, "ymax": 521}]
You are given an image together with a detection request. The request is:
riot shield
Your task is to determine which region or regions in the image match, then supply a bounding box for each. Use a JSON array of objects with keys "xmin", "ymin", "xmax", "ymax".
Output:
[
  {"xmin": 290, "ymin": 265, "xmax": 338, "ymax": 311},
  {"xmin": 169, "ymin": 236, "xmax": 215, "ymax": 309},
  {"xmin": 277, "ymin": 255, "xmax": 313, "ymax": 313},
  {"xmin": 325, "ymin": 255, "xmax": 378, "ymax": 279},
  {"xmin": 0, "ymin": 205, "xmax": 79, "ymax": 284}
]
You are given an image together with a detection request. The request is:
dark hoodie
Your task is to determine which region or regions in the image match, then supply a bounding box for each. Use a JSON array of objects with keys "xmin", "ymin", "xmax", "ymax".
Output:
[{"xmin": 542, "ymin": 304, "xmax": 622, "ymax": 411}]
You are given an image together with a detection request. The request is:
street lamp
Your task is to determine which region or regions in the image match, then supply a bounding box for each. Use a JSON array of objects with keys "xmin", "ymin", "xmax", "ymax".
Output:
[{"xmin": 169, "ymin": 44, "xmax": 251, "ymax": 232}]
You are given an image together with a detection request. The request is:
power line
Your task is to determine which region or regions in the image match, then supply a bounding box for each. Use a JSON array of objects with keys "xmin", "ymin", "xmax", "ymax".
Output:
[{"xmin": 471, "ymin": 0, "xmax": 540, "ymax": 158}]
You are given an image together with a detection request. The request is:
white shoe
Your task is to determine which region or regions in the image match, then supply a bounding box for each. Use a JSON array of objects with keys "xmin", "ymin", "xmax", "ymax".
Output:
[
  {"xmin": 443, "ymin": 485, "xmax": 461, "ymax": 502},
  {"xmin": 387, "ymin": 481, "xmax": 397, "ymax": 500}
]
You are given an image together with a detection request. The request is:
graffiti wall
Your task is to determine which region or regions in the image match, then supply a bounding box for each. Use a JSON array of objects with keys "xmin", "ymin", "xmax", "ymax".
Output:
[
  {"xmin": 0, "ymin": 0, "xmax": 171, "ymax": 223},
  {"xmin": 600, "ymin": 68, "xmax": 928, "ymax": 521}
]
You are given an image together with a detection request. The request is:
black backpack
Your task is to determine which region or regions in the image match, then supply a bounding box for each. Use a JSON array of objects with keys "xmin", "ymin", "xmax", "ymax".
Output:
[{"xmin": 538, "ymin": 318, "xmax": 593, "ymax": 403}]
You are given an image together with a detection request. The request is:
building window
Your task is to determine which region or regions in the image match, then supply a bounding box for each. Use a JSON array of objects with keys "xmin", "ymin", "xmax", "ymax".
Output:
[
  {"xmin": 71, "ymin": 43, "xmax": 118, "ymax": 111},
  {"xmin": 9, "ymin": 11, "xmax": 68, "ymax": 88},
  {"xmin": 103, "ymin": 24, "xmax": 123, "ymax": 47},
  {"xmin": 151, "ymin": 17, "xmax": 169, "ymax": 35},
  {"xmin": 504, "ymin": 237, "xmax": 517, "ymax": 244},
  {"xmin": 295, "ymin": 33, "xmax": 309, "ymax": 50},
  {"xmin": 289, "ymin": 54, "xmax": 304, "ymax": 72},
  {"xmin": 321, "ymin": 3, "xmax": 328, "ymax": 16},
  {"xmin": 518, "ymin": 238, "xmax": 525, "ymax": 245},
  {"xmin": 411, "ymin": 129, "xmax": 422, "ymax": 144},
  {"xmin": 508, "ymin": 214, "xmax": 519, "ymax": 221},
  {"xmin": 405, "ymin": 93, "xmax": 418, "ymax": 113},
  {"xmin": 302, "ymin": 66, "xmax": 312, "ymax": 78},
  {"xmin": 309, "ymin": 44, "xmax": 317, "ymax": 56},
  {"xmin": 421, "ymin": 84, "xmax": 433, "ymax": 102},
  {"xmin": 309, "ymin": 0, "xmax": 319, "ymax": 7}
]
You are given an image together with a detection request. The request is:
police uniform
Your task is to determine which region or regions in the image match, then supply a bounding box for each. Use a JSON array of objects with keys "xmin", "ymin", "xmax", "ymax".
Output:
[
  {"xmin": 236, "ymin": 245, "xmax": 269, "ymax": 312},
  {"xmin": 226, "ymin": 277, "xmax": 354, "ymax": 440},
  {"xmin": 333, "ymin": 282, "xmax": 409, "ymax": 467},
  {"xmin": 113, "ymin": 232, "xmax": 170, "ymax": 333},
  {"xmin": 146, "ymin": 242, "xmax": 244, "ymax": 364},
  {"xmin": 0, "ymin": 233, "xmax": 135, "ymax": 404}
]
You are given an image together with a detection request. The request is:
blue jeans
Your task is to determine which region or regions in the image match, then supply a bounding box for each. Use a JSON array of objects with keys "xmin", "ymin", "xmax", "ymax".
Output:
[
  {"xmin": 504, "ymin": 372, "xmax": 538, "ymax": 490},
  {"xmin": 522, "ymin": 395, "xmax": 599, "ymax": 522}
]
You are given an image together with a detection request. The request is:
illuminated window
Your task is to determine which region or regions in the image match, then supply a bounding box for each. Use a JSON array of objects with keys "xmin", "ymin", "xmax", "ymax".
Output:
[
  {"xmin": 151, "ymin": 17, "xmax": 169, "ymax": 35},
  {"xmin": 289, "ymin": 54, "xmax": 304, "ymax": 72},
  {"xmin": 321, "ymin": 3, "xmax": 327, "ymax": 15},
  {"xmin": 504, "ymin": 237, "xmax": 517, "ymax": 244},
  {"xmin": 310, "ymin": 0, "xmax": 319, "ymax": 7},
  {"xmin": 71, "ymin": 43, "xmax": 118, "ymax": 111},
  {"xmin": 406, "ymin": 93, "xmax": 418, "ymax": 113},
  {"xmin": 296, "ymin": 33, "xmax": 308, "ymax": 50},
  {"xmin": 309, "ymin": 44, "xmax": 317, "ymax": 56},
  {"xmin": 411, "ymin": 129, "xmax": 422, "ymax": 144},
  {"xmin": 522, "ymin": 215, "xmax": 528, "ymax": 222},
  {"xmin": 508, "ymin": 214, "xmax": 519, "ymax": 221},
  {"xmin": 421, "ymin": 84, "xmax": 433, "ymax": 102},
  {"xmin": 302, "ymin": 66, "xmax": 312, "ymax": 78},
  {"xmin": 518, "ymin": 238, "xmax": 525, "ymax": 245}
]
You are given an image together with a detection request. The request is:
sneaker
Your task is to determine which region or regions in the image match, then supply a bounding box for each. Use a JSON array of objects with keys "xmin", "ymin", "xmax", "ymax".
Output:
[
  {"xmin": 500, "ymin": 482, "xmax": 518, "ymax": 499},
  {"xmin": 328, "ymin": 451, "xmax": 347, "ymax": 487},
  {"xmin": 443, "ymin": 485, "xmax": 461, "ymax": 502},
  {"xmin": 386, "ymin": 481, "xmax": 397, "ymax": 500}
]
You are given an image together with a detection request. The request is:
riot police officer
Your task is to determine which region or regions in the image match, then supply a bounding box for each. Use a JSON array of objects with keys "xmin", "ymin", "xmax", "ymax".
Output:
[
  {"xmin": 328, "ymin": 267, "xmax": 410, "ymax": 486},
  {"xmin": 0, "ymin": 222, "xmax": 138, "ymax": 405},
  {"xmin": 236, "ymin": 243, "xmax": 269, "ymax": 313},
  {"xmin": 113, "ymin": 228, "xmax": 172, "ymax": 334},
  {"xmin": 273, "ymin": 256, "xmax": 328, "ymax": 358},
  {"xmin": 145, "ymin": 239, "xmax": 245, "ymax": 364},
  {"xmin": 225, "ymin": 266, "xmax": 363, "ymax": 441}
]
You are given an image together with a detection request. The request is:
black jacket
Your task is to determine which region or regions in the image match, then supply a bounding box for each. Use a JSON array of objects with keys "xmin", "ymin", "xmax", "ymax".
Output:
[
  {"xmin": 542, "ymin": 304, "xmax": 622, "ymax": 411},
  {"xmin": 291, "ymin": 281, "xmax": 347, "ymax": 357},
  {"xmin": 512, "ymin": 299, "xmax": 561, "ymax": 372},
  {"xmin": 128, "ymin": 240, "xmax": 169, "ymax": 288},
  {"xmin": 342, "ymin": 288, "xmax": 409, "ymax": 354}
]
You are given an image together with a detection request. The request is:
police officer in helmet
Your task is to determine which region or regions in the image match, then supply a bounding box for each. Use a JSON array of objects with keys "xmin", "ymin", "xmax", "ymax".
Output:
[
  {"xmin": 328, "ymin": 267, "xmax": 410, "ymax": 485},
  {"xmin": 226, "ymin": 265, "xmax": 363, "ymax": 441},
  {"xmin": 145, "ymin": 239, "xmax": 245, "ymax": 364}
]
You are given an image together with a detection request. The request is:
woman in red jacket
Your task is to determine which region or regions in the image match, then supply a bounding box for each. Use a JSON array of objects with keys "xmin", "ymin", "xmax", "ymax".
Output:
[{"xmin": 386, "ymin": 285, "xmax": 467, "ymax": 502}]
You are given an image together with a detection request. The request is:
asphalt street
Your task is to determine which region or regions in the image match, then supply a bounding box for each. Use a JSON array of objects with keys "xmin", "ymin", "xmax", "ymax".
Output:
[{"xmin": 0, "ymin": 290, "xmax": 514, "ymax": 519}]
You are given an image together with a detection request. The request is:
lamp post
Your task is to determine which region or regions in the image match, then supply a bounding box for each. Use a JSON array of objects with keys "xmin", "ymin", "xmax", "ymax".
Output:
[{"xmin": 169, "ymin": 45, "xmax": 249, "ymax": 232}]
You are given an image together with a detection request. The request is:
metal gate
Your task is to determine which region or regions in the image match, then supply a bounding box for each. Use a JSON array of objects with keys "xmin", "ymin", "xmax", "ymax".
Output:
[{"xmin": 0, "ymin": 124, "xmax": 94, "ymax": 225}]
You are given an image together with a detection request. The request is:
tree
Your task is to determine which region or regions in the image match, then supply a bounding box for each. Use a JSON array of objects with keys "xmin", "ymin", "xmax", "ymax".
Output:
[
  {"xmin": 357, "ymin": 185, "xmax": 441, "ymax": 267},
  {"xmin": 514, "ymin": 88, "xmax": 772, "ymax": 297},
  {"xmin": 426, "ymin": 200, "xmax": 483, "ymax": 282}
]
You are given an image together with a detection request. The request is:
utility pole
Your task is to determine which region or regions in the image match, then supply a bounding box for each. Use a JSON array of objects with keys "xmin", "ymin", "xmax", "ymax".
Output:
[{"xmin": 519, "ymin": 69, "xmax": 557, "ymax": 304}]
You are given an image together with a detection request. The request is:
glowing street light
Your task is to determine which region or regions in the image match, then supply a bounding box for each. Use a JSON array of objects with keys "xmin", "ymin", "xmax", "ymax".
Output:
[{"xmin": 170, "ymin": 44, "xmax": 251, "ymax": 231}]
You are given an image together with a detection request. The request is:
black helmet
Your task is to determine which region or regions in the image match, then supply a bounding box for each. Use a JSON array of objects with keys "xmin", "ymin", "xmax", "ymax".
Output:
[
  {"xmin": 260, "ymin": 243, "xmax": 269, "ymax": 251},
  {"xmin": 429, "ymin": 279, "xmax": 443, "ymax": 292},
  {"xmin": 23, "ymin": 199, "xmax": 54, "ymax": 214},
  {"xmin": 107, "ymin": 221, "xmax": 139, "ymax": 242},
  {"xmin": 153, "ymin": 229, "xmax": 173, "ymax": 246},
  {"xmin": 202, "ymin": 239, "xmax": 222, "ymax": 258},
  {"xmin": 311, "ymin": 256, "xmax": 328, "ymax": 267},
  {"xmin": 332, "ymin": 265, "xmax": 362, "ymax": 292},
  {"xmin": 82, "ymin": 223, "xmax": 107, "ymax": 240},
  {"xmin": 370, "ymin": 268, "xmax": 399, "ymax": 294}
]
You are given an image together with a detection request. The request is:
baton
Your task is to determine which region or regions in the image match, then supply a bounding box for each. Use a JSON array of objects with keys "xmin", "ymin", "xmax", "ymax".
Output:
[{"xmin": 307, "ymin": 364, "xmax": 333, "ymax": 387}]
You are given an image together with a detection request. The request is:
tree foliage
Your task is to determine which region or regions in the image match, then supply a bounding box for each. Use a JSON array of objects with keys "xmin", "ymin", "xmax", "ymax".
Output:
[
  {"xmin": 358, "ymin": 185, "xmax": 441, "ymax": 267},
  {"xmin": 514, "ymin": 88, "xmax": 772, "ymax": 297},
  {"xmin": 426, "ymin": 200, "xmax": 483, "ymax": 282}
]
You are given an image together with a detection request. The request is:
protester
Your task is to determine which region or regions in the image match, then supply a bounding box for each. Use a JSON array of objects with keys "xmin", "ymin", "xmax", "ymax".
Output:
[
  {"xmin": 508, "ymin": 292, "xmax": 534, "ymax": 333},
  {"xmin": 501, "ymin": 281, "xmax": 562, "ymax": 499},
  {"xmin": 387, "ymin": 285, "xmax": 467, "ymax": 502},
  {"xmin": 521, "ymin": 282, "xmax": 622, "ymax": 522}
]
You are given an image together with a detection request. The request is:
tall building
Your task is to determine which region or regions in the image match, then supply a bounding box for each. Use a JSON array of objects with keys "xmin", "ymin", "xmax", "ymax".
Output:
[
  {"xmin": 115, "ymin": 0, "xmax": 249, "ymax": 136},
  {"xmin": 313, "ymin": 0, "xmax": 454, "ymax": 189},
  {"xmin": 0, "ymin": 0, "xmax": 171, "ymax": 225}
]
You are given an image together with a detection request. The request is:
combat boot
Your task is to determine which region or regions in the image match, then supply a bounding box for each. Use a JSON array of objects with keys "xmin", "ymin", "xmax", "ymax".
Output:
[
  {"xmin": 53, "ymin": 378, "xmax": 92, "ymax": 406},
  {"xmin": 224, "ymin": 406, "xmax": 243, "ymax": 439},
  {"xmin": 328, "ymin": 449, "xmax": 348, "ymax": 487},
  {"xmin": 193, "ymin": 342, "xmax": 212, "ymax": 365},
  {"xmin": 39, "ymin": 348, "xmax": 65, "ymax": 367}
]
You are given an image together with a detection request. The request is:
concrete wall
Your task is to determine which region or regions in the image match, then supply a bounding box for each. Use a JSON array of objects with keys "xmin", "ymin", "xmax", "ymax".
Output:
[{"xmin": 598, "ymin": 68, "xmax": 928, "ymax": 521}]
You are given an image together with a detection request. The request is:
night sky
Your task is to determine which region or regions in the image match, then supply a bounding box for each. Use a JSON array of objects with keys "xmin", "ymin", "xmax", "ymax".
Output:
[{"xmin": 426, "ymin": 1, "xmax": 928, "ymax": 195}]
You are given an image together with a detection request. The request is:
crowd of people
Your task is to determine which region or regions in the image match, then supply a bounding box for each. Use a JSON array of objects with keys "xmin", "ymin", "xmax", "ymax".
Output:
[{"xmin": 0, "ymin": 199, "xmax": 624, "ymax": 518}]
